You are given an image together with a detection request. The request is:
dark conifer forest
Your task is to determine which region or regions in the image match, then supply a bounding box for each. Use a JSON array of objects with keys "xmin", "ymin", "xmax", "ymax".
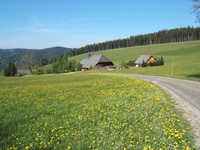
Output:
[{"xmin": 68, "ymin": 27, "xmax": 200, "ymax": 57}]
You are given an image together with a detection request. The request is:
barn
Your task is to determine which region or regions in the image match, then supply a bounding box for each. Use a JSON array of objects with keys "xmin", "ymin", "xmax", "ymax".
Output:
[
  {"xmin": 80, "ymin": 54, "xmax": 114, "ymax": 70},
  {"xmin": 135, "ymin": 55, "xmax": 156, "ymax": 67}
]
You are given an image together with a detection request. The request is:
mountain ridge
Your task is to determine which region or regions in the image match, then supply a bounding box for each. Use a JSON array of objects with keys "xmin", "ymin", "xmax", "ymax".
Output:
[{"xmin": 0, "ymin": 46, "xmax": 74, "ymax": 71}]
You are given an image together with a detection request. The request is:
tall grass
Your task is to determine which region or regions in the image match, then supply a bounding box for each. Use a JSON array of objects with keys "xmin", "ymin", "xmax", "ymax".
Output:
[{"xmin": 0, "ymin": 74, "xmax": 196, "ymax": 149}]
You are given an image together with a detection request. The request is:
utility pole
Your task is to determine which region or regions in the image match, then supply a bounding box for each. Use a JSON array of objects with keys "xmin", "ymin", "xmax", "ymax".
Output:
[{"xmin": 172, "ymin": 60, "xmax": 174, "ymax": 77}]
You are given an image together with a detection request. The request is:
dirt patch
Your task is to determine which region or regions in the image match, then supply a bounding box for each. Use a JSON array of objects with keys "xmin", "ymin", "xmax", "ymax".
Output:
[{"xmin": 154, "ymin": 81, "xmax": 200, "ymax": 149}]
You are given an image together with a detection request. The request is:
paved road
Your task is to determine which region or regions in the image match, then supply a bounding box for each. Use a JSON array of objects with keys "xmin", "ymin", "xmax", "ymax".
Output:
[{"xmin": 120, "ymin": 74, "xmax": 200, "ymax": 110}]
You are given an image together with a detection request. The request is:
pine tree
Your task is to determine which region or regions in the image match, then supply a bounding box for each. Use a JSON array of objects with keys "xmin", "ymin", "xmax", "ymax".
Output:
[
  {"xmin": 4, "ymin": 62, "xmax": 17, "ymax": 77},
  {"xmin": 160, "ymin": 56, "xmax": 164, "ymax": 66}
]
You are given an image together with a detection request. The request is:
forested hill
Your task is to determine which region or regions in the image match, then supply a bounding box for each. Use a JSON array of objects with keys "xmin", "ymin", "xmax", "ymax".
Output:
[
  {"xmin": 34, "ymin": 47, "xmax": 74, "ymax": 59},
  {"xmin": 68, "ymin": 27, "xmax": 200, "ymax": 57},
  {"xmin": 0, "ymin": 47, "xmax": 73, "ymax": 71}
]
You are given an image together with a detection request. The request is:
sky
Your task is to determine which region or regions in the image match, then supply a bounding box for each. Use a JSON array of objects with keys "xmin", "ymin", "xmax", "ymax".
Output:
[{"xmin": 0, "ymin": 0, "xmax": 198, "ymax": 49}]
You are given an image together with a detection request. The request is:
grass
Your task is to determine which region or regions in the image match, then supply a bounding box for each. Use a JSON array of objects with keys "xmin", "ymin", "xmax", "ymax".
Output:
[
  {"xmin": 0, "ymin": 73, "xmax": 196, "ymax": 149},
  {"xmin": 71, "ymin": 41, "xmax": 200, "ymax": 81}
]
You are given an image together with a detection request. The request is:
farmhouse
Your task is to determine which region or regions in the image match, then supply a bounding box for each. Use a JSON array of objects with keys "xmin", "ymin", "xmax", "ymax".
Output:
[
  {"xmin": 135, "ymin": 55, "xmax": 156, "ymax": 67},
  {"xmin": 80, "ymin": 54, "xmax": 114, "ymax": 70}
]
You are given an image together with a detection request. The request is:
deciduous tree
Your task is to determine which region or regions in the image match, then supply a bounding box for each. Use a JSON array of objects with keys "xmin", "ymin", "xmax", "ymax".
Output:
[
  {"xmin": 20, "ymin": 53, "xmax": 37, "ymax": 73},
  {"xmin": 192, "ymin": 0, "xmax": 200, "ymax": 23}
]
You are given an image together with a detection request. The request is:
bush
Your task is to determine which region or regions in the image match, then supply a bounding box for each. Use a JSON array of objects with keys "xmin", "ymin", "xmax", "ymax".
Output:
[
  {"xmin": 126, "ymin": 60, "xmax": 135, "ymax": 66},
  {"xmin": 120, "ymin": 61, "xmax": 128, "ymax": 68},
  {"xmin": 155, "ymin": 56, "xmax": 164, "ymax": 66},
  {"xmin": 141, "ymin": 60, "xmax": 148, "ymax": 67},
  {"xmin": 32, "ymin": 65, "xmax": 44, "ymax": 75},
  {"xmin": 89, "ymin": 66, "xmax": 93, "ymax": 71}
]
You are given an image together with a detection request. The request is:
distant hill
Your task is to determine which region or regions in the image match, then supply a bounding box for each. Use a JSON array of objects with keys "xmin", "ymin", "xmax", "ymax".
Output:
[
  {"xmin": 34, "ymin": 47, "xmax": 74, "ymax": 59},
  {"xmin": 0, "ymin": 47, "xmax": 74, "ymax": 71}
]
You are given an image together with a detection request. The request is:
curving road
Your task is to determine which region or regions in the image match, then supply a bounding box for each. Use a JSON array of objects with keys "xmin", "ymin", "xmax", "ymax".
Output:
[{"xmin": 120, "ymin": 74, "xmax": 200, "ymax": 110}]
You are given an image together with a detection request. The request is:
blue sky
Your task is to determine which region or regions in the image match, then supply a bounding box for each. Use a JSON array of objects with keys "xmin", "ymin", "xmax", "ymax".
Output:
[{"xmin": 0, "ymin": 0, "xmax": 198, "ymax": 49}]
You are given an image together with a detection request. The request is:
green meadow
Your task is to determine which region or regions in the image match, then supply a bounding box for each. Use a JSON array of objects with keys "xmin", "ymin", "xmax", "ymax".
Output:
[
  {"xmin": 0, "ymin": 74, "xmax": 196, "ymax": 149},
  {"xmin": 0, "ymin": 41, "xmax": 199, "ymax": 149},
  {"xmin": 71, "ymin": 41, "xmax": 200, "ymax": 81}
]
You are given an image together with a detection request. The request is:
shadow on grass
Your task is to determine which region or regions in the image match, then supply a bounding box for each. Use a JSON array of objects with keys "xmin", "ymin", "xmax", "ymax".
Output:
[{"xmin": 187, "ymin": 74, "xmax": 200, "ymax": 78}]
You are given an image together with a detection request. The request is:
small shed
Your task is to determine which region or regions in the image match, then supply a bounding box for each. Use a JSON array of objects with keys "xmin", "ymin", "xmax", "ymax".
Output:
[
  {"xmin": 135, "ymin": 55, "xmax": 156, "ymax": 67},
  {"xmin": 80, "ymin": 54, "xmax": 114, "ymax": 70}
]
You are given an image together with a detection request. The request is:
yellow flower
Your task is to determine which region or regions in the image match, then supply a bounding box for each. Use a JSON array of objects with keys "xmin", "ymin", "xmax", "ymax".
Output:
[{"xmin": 186, "ymin": 146, "xmax": 190, "ymax": 150}]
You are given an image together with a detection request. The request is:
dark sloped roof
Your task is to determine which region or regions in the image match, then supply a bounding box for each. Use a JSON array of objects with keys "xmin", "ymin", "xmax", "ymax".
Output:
[
  {"xmin": 80, "ymin": 54, "xmax": 113, "ymax": 68},
  {"xmin": 135, "ymin": 55, "xmax": 153, "ymax": 64}
]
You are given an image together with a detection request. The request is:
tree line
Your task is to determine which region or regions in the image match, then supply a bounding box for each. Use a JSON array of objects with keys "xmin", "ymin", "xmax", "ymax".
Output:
[
  {"xmin": 68, "ymin": 27, "xmax": 200, "ymax": 57},
  {"xmin": 3, "ymin": 54, "xmax": 82, "ymax": 76},
  {"xmin": 32, "ymin": 54, "xmax": 82, "ymax": 75}
]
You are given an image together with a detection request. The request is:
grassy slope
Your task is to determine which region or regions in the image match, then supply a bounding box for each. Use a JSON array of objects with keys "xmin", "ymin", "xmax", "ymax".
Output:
[{"xmin": 71, "ymin": 41, "xmax": 200, "ymax": 81}]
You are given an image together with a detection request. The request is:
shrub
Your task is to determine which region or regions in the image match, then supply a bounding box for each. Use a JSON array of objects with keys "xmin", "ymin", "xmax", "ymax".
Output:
[
  {"xmin": 141, "ymin": 60, "xmax": 148, "ymax": 67},
  {"xmin": 120, "ymin": 61, "xmax": 128, "ymax": 68},
  {"xmin": 32, "ymin": 65, "xmax": 44, "ymax": 75},
  {"xmin": 155, "ymin": 56, "xmax": 164, "ymax": 66},
  {"xmin": 89, "ymin": 66, "xmax": 93, "ymax": 70},
  {"xmin": 126, "ymin": 60, "xmax": 135, "ymax": 66}
]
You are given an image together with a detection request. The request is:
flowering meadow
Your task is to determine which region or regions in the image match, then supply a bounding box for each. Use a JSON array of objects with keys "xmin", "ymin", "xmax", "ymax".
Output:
[{"xmin": 0, "ymin": 74, "xmax": 196, "ymax": 149}]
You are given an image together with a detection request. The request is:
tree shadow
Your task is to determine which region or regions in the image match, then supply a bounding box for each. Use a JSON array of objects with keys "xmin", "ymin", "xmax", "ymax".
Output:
[{"xmin": 187, "ymin": 74, "xmax": 200, "ymax": 78}]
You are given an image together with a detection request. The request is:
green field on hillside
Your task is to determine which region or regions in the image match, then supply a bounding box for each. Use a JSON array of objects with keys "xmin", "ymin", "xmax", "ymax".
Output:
[
  {"xmin": 71, "ymin": 41, "xmax": 200, "ymax": 81},
  {"xmin": 0, "ymin": 74, "xmax": 196, "ymax": 149}
]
